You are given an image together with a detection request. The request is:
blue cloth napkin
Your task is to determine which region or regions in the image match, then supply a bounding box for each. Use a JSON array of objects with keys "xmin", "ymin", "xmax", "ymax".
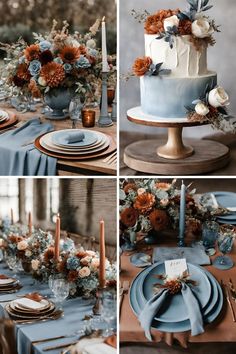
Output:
[
  {"xmin": 65, "ymin": 131, "xmax": 85, "ymax": 143},
  {"xmin": 138, "ymin": 284, "xmax": 204, "ymax": 340},
  {"xmin": 0, "ymin": 118, "xmax": 57, "ymax": 176}
]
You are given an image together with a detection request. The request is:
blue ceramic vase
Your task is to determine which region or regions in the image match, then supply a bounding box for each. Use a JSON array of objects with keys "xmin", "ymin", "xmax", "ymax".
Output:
[{"xmin": 44, "ymin": 87, "xmax": 75, "ymax": 120}]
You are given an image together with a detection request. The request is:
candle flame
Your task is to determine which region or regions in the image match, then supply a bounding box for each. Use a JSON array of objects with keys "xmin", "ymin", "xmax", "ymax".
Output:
[
  {"xmin": 102, "ymin": 16, "xmax": 105, "ymax": 22},
  {"xmin": 57, "ymin": 213, "xmax": 60, "ymax": 217}
]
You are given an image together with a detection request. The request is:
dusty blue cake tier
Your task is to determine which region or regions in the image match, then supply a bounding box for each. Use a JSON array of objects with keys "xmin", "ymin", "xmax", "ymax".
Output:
[{"xmin": 140, "ymin": 72, "xmax": 217, "ymax": 118}]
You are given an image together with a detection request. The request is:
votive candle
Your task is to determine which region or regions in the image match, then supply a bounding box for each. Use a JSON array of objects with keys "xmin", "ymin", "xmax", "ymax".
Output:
[{"xmin": 82, "ymin": 109, "xmax": 96, "ymax": 127}]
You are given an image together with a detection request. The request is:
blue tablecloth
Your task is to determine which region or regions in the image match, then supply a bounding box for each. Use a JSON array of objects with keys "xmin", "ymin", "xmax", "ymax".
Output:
[
  {"xmin": 0, "ymin": 263, "xmax": 95, "ymax": 354},
  {"xmin": 0, "ymin": 118, "xmax": 57, "ymax": 176}
]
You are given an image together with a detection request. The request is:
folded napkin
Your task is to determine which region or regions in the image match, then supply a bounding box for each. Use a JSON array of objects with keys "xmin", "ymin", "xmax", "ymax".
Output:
[
  {"xmin": 0, "ymin": 118, "xmax": 56, "ymax": 175},
  {"xmin": 152, "ymin": 245, "xmax": 210, "ymax": 266},
  {"xmin": 14, "ymin": 298, "xmax": 45, "ymax": 310},
  {"xmin": 24, "ymin": 292, "xmax": 43, "ymax": 302},
  {"xmin": 65, "ymin": 131, "xmax": 85, "ymax": 143},
  {"xmin": 0, "ymin": 274, "xmax": 9, "ymax": 279},
  {"xmin": 70, "ymin": 337, "xmax": 117, "ymax": 354},
  {"xmin": 138, "ymin": 284, "xmax": 204, "ymax": 340}
]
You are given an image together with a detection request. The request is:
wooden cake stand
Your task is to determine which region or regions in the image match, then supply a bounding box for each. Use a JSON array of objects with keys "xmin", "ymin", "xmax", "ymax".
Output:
[{"xmin": 124, "ymin": 107, "xmax": 230, "ymax": 175}]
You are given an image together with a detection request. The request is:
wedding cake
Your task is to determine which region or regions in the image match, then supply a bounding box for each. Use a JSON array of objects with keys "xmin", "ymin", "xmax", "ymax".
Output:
[{"xmin": 131, "ymin": 0, "xmax": 231, "ymax": 126}]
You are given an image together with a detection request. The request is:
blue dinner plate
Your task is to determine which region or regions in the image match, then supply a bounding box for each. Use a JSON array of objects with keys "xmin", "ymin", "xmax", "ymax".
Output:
[
  {"xmin": 202, "ymin": 192, "xmax": 236, "ymax": 220},
  {"xmin": 139, "ymin": 263, "xmax": 211, "ymax": 323},
  {"xmin": 216, "ymin": 218, "xmax": 236, "ymax": 225},
  {"xmin": 129, "ymin": 265, "xmax": 223, "ymax": 333},
  {"xmin": 52, "ymin": 130, "xmax": 98, "ymax": 147}
]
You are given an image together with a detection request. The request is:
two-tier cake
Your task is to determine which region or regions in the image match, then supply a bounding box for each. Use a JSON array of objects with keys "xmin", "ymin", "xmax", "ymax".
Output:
[{"xmin": 131, "ymin": 0, "xmax": 232, "ymax": 129}]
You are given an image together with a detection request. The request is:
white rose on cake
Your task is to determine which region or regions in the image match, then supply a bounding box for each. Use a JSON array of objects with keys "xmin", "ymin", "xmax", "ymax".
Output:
[
  {"xmin": 164, "ymin": 15, "xmax": 179, "ymax": 32},
  {"xmin": 208, "ymin": 87, "xmax": 230, "ymax": 108},
  {"xmin": 195, "ymin": 102, "xmax": 210, "ymax": 116},
  {"xmin": 192, "ymin": 18, "xmax": 214, "ymax": 38}
]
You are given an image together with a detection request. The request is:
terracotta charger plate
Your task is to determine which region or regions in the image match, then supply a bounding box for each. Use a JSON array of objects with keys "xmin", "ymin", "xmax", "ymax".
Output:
[
  {"xmin": 35, "ymin": 133, "xmax": 116, "ymax": 160},
  {"xmin": 0, "ymin": 110, "xmax": 18, "ymax": 130}
]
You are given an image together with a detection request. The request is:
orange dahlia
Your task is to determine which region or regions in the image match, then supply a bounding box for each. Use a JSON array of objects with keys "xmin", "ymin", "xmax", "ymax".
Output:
[
  {"xmin": 145, "ymin": 9, "xmax": 179, "ymax": 34},
  {"xmin": 120, "ymin": 207, "xmax": 138, "ymax": 227},
  {"xmin": 133, "ymin": 57, "xmax": 152, "ymax": 76},
  {"xmin": 40, "ymin": 62, "xmax": 65, "ymax": 87},
  {"xmin": 149, "ymin": 209, "xmax": 169, "ymax": 231},
  {"xmin": 28, "ymin": 79, "xmax": 41, "ymax": 98},
  {"xmin": 178, "ymin": 19, "xmax": 192, "ymax": 35},
  {"xmin": 17, "ymin": 63, "xmax": 31, "ymax": 81},
  {"xmin": 78, "ymin": 45, "xmax": 87, "ymax": 55},
  {"xmin": 44, "ymin": 247, "xmax": 55, "ymax": 263},
  {"xmin": 24, "ymin": 44, "xmax": 40, "ymax": 61},
  {"xmin": 59, "ymin": 46, "xmax": 80, "ymax": 63},
  {"xmin": 123, "ymin": 183, "xmax": 137, "ymax": 194},
  {"xmin": 134, "ymin": 193, "xmax": 155, "ymax": 214},
  {"xmin": 76, "ymin": 250, "xmax": 87, "ymax": 259}
]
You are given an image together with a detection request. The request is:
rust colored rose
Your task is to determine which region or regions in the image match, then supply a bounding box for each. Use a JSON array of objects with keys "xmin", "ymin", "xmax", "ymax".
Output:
[
  {"xmin": 145, "ymin": 9, "xmax": 179, "ymax": 34},
  {"xmin": 120, "ymin": 207, "xmax": 138, "ymax": 227},
  {"xmin": 149, "ymin": 209, "xmax": 169, "ymax": 231},
  {"xmin": 134, "ymin": 192, "xmax": 155, "ymax": 214},
  {"xmin": 133, "ymin": 56, "xmax": 152, "ymax": 76},
  {"xmin": 68, "ymin": 270, "xmax": 79, "ymax": 282},
  {"xmin": 178, "ymin": 19, "xmax": 192, "ymax": 35},
  {"xmin": 123, "ymin": 183, "xmax": 137, "ymax": 194}
]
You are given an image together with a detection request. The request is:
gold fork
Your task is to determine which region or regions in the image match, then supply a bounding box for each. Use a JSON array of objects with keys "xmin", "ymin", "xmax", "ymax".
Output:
[{"xmin": 119, "ymin": 280, "xmax": 129, "ymax": 317}]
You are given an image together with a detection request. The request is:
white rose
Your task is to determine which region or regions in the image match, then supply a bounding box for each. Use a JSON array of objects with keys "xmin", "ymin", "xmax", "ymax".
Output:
[
  {"xmin": 195, "ymin": 102, "xmax": 210, "ymax": 116},
  {"xmin": 86, "ymin": 39, "xmax": 96, "ymax": 49},
  {"xmin": 160, "ymin": 199, "xmax": 169, "ymax": 207},
  {"xmin": 17, "ymin": 240, "xmax": 28, "ymax": 251},
  {"xmin": 86, "ymin": 250, "xmax": 96, "ymax": 256},
  {"xmin": 25, "ymin": 250, "xmax": 32, "ymax": 257},
  {"xmin": 164, "ymin": 15, "xmax": 179, "ymax": 32},
  {"xmin": 137, "ymin": 188, "xmax": 146, "ymax": 195},
  {"xmin": 191, "ymin": 18, "xmax": 214, "ymax": 38},
  {"xmin": 31, "ymin": 259, "xmax": 40, "ymax": 271},
  {"xmin": 38, "ymin": 76, "xmax": 47, "ymax": 86},
  {"xmin": 208, "ymin": 87, "xmax": 230, "ymax": 108},
  {"xmin": 78, "ymin": 267, "xmax": 91, "ymax": 278}
]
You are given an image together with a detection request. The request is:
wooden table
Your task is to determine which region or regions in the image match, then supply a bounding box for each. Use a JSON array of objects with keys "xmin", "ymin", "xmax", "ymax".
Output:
[
  {"xmin": 120, "ymin": 236, "xmax": 236, "ymax": 347},
  {"xmin": 0, "ymin": 103, "xmax": 117, "ymax": 176}
]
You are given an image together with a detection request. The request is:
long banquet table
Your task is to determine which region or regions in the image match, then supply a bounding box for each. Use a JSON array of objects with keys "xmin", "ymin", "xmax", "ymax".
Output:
[
  {"xmin": 0, "ymin": 102, "xmax": 116, "ymax": 176},
  {"xmin": 0, "ymin": 262, "xmax": 96, "ymax": 354},
  {"xmin": 120, "ymin": 236, "xmax": 236, "ymax": 347}
]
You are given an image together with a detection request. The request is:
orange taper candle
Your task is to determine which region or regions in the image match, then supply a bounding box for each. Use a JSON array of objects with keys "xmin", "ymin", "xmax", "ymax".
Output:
[
  {"xmin": 99, "ymin": 219, "xmax": 106, "ymax": 288},
  {"xmin": 28, "ymin": 212, "xmax": 32, "ymax": 236},
  {"xmin": 55, "ymin": 213, "xmax": 60, "ymax": 261}
]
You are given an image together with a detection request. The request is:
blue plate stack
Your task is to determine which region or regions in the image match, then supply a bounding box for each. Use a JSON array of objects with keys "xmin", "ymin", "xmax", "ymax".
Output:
[
  {"xmin": 203, "ymin": 192, "xmax": 236, "ymax": 225},
  {"xmin": 129, "ymin": 262, "xmax": 223, "ymax": 333}
]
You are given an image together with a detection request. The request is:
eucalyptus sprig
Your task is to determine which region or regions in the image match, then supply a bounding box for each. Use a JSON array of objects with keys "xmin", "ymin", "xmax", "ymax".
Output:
[
  {"xmin": 156, "ymin": 26, "xmax": 178, "ymax": 49},
  {"xmin": 147, "ymin": 62, "xmax": 171, "ymax": 77},
  {"xmin": 178, "ymin": 0, "xmax": 213, "ymax": 22},
  {"xmin": 131, "ymin": 9, "xmax": 150, "ymax": 23}
]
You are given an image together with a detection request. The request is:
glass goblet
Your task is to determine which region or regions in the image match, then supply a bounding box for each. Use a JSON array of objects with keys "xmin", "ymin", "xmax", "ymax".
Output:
[
  {"xmin": 213, "ymin": 225, "xmax": 235, "ymax": 270},
  {"xmin": 69, "ymin": 96, "xmax": 83, "ymax": 129},
  {"xmin": 52, "ymin": 278, "xmax": 69, "ymax": 310},
  {"xmin": 101, "ymin": 291, "xmax": 117, "ymax": 337},
  {"xmin": 202, "ymin": 221, "xmax": 219, "ymax": 250}
]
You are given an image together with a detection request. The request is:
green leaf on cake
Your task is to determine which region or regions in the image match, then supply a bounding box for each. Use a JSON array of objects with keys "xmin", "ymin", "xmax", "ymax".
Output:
[
  {"xmin": 202, "ymin": 5, "xmax": 213, "ymax": 11},
  {"xmin": 217, "ymin": 107, "xmax": 228, "ymax": 116}
]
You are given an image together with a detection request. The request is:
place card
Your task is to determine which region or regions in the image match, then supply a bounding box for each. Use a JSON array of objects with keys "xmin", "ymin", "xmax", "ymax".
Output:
[{"xmin": 164, "ymin": 258, "xmax": 187, "ymax": 279}]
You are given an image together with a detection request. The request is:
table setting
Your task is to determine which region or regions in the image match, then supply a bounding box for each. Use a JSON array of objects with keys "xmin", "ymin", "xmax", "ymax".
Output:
[
  {"xmin": 0, "ymin": 210, "xmax": 117, "ymax": 354},
  {"xmin": 0, "ymin": 18, "xmax": 117, "ymax": 176},
  {"xmin": 119, "ymin": 178, "xmax": 236, "ymax": 347}
]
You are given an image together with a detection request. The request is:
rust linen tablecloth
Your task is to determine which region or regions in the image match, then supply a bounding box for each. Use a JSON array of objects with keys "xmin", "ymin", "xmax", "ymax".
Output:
[{"xmin": 120, "ymin": 243, "xmax": 236, "ymax": 347}]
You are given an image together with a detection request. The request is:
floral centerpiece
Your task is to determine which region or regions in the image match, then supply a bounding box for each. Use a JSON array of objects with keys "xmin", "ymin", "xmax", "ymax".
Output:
[
  {"xmin": 0, "ymin": 19, "xmax": 115, "ymax": 116},
  {"xmin": 119, "ymin": 179, "xmax": 227, "ymax": 246}
]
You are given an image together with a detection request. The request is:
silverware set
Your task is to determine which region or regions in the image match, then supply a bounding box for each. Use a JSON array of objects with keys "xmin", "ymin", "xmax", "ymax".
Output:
[
  {"xmin": 221, "ymin": 279, "xmax": 236, "ymax": 322},
  {"xmin": 119, "ymin": 280, "xmax": 129, "ymax": 316},
  {"xmin": 103, "ymin": 151, "xmax": 117, "ymax": 165}
]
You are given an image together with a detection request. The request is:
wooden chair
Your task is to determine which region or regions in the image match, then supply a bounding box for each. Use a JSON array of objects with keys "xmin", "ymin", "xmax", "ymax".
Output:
[{"xmin": 0, "ymin": 318, "xmax": 17, "ymax": 354}]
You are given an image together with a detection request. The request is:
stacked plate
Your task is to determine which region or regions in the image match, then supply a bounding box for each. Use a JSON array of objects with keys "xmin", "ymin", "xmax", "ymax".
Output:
[
  {"xmin": 202, "ymin": 191, "xmax": 236, "ymax": 225},
  {"xmin": 5, "ymin": 297, "xmax": 57, "ymax": 320},
  {"xmin": 0, "ymin": 109, "xmax": 9, "ymax": 124},
  {"xmin": 0, "ymin": 276, "xmax": 21, "ymax": 294},
  {"xmin": 130, "ymin": 262, "xmax": 223, "ymax": 333},
  {"xmin": 36, "ymin": 129, "xmax": 115, "ymax": 160}
]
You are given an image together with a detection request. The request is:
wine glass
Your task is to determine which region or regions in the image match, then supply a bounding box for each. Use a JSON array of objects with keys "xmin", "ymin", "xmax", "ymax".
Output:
[
  {"xmin": 101, "ymin": 291, "xmax": 117, "ymax": 337},
  {"xmin": 212, "ymin": 225, "xmax": 235, "ymax": 270},
  {"xmin": 69, "ymin": 95, "xmax": 83, "ymax": 129},
  {"xmin": 52, "ymin": 278, "xmax": 69, "ymax": 310},
  {"xmin": 6, "ymin": 255, "xmax": 18, "ymax": 277},
  {"xmin": 202, "ymin": 221, "xmax": 219, "ymax": 250}
]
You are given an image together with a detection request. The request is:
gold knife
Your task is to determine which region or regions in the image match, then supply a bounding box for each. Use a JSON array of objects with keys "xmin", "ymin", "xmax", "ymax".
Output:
[
  {"xmin": 221, "ymin": 280, "xmax": 236, "ymax": 322},
  {"xmin": 229, "ymin": 278, "xmax": 236, "ymax": 302},
  {"xmin": 32, "ymin": 335, "xmax": 67, "ymax": 344}
]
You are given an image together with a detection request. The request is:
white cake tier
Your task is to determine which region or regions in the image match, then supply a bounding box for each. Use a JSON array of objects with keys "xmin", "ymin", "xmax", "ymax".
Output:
[
  {"xmin": 140, "ymin": 72, "xmax": 217, "ymax": 118},
  {"xmin": 145, "ymin": 34, "xmax": 208, "ymax": 77}
]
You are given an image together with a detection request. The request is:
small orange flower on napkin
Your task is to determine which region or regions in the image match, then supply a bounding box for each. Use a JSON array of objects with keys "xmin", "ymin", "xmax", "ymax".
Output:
[{"xmin": 104, "ymin": 335, "xmax": 117, "ymax": 348}]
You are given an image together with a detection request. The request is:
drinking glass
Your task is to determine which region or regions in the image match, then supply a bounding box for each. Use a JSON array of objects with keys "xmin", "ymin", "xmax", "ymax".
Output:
[
  {"xmin": 101, "ymin": 291, "xmax": 117, "ymax": 337},
  {"xmin": 52, "ymin": 278, "xmax": 69, "ymax": 310},
  {"xmin": 202, "ymin": 221, "xmax": 219, "ymax": 250},
  {"xmin": 69, "ymin": 96, "xmax": 83, "ymax": 128},
  {"xmin": 213, "ymin": 225, "xmax": 235, "ymax": 270},
  {"xmin": 6, "ymin": 255, "xmax": 18, "ymax": 277}
]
